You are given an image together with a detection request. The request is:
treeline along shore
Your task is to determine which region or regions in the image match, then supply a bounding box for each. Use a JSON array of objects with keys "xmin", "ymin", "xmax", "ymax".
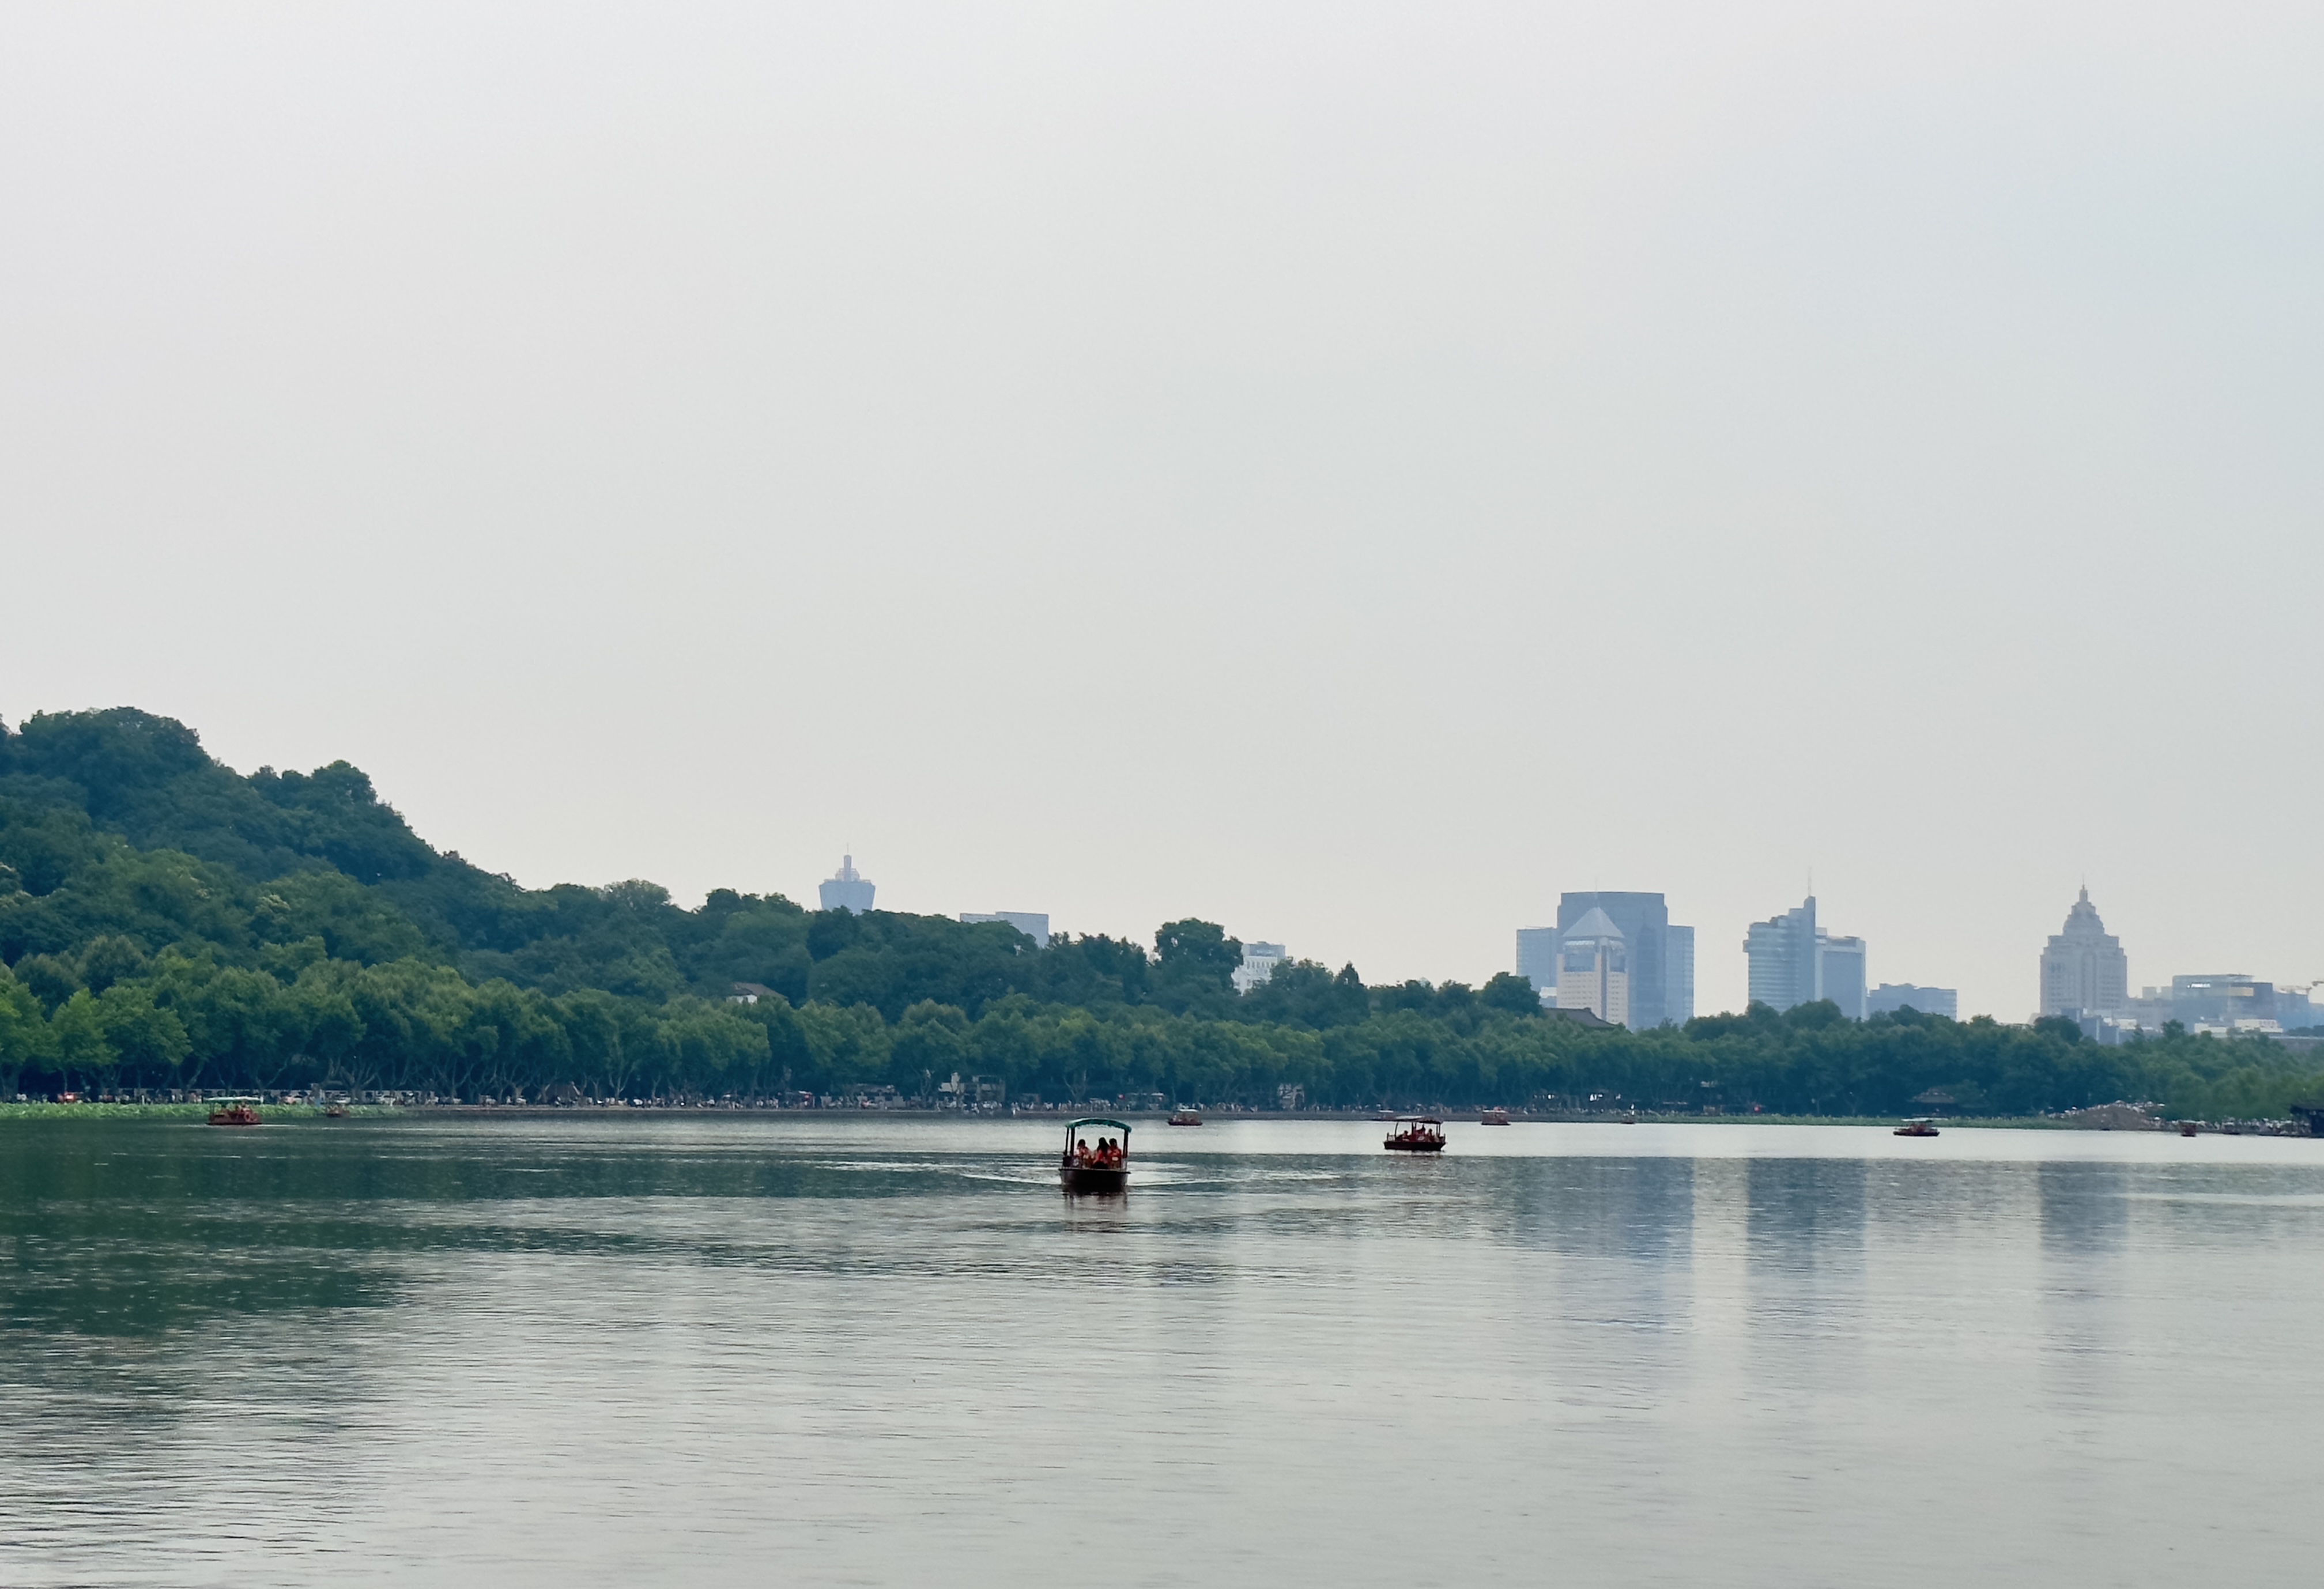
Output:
[{"xmin": 3, "ymin": 709, "xmax": 2321, "ymax": 1119}]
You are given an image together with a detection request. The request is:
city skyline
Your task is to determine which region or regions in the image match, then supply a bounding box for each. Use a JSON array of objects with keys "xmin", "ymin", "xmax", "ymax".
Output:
[
  {"xmin": 8, "ymin": 3, "xmax": 2318, "ymax": 1033},
  {"xmin": 788, "ymin": 851, "xmax": 2317, "ymax": 1022}
]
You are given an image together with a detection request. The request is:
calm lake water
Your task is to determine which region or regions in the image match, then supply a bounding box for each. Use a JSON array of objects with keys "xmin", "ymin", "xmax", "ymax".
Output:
[{"xmin": 3, "ymin": 1116, "xmax": 2321, "ymax": 1587}]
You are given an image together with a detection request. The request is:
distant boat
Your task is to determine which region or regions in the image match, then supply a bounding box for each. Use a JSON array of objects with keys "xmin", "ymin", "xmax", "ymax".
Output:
[
  {"xmin": 325, "ymin": 1101, "xmax": 351, "ymax": 1119},
  {"xmin": 1893, "ymin": 1118, "xmax": 1940, "ymax": 1138},
  {"xmin": 2180, "ymin": 1121, "xmax": 2200, "ymax": 1137},
  {"xmin": 1383, "ymin": 1116, "xmax": 1446, "ymax": 1153},
  {"xmin": 1060, "ymin": 1116, "xmax": 1131, "ymax": 1194},
  {"xmin": 206, "ymin": 1096, "xmax": 263, "ymax": 1127},
  {"xmin": 1168, "ymin": 1108, "xmax": 1202, "ymax": 1126},
  {"xmin": 1479, "ymin": 1109, "xmax": 1511, "ymax": 1126}
]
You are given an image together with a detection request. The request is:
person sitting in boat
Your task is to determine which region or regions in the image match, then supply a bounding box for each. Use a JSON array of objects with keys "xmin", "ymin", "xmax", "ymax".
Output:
[{"xmin": 1074, "ymin": 1138, "xmax": 1093, "ymax": 1166}]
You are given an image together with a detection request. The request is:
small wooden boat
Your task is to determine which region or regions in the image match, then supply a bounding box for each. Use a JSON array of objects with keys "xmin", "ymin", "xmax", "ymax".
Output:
[
  {"xmin": 1893, "ymin": 1117, "xmax": 1940, "ymax": 1138},
  {"xmin": 325, "ymin": 1101, "xmax": 351, "ymax": 1119},
  {"xmin": 1168, "ymin": 1108, "xmax": 1202, "ymax": 1126},
  {"xmin": 206, "ymin": 1096, "xmax": 263, "ymax": 1127},
  {"xmin": 1479, "ymin": 1109, "xmax": 1511, "ymax": 1126},
  {"xmin": 1060, "ymin": 1116, "xmax": 1132, "ymax": 1194},
  {"xmin": 1383, "ymin": 1116, "xmax": 1446, "ymax": 1153},
  {"xmin": 2179, "ymin": 1121, "xmax": 2200, "ymax": 1137}
]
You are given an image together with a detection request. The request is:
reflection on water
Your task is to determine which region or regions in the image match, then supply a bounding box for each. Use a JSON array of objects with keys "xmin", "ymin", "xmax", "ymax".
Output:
[{"xmin": 3, "ymin": 1118, "xmax": 2322, "ymax": 1588}]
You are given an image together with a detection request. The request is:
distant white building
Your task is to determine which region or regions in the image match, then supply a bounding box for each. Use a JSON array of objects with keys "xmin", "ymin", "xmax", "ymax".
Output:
[
  {"xmin": 1233, "ymin": 941, "xmax": 1288, "ymax": 996},
  {"xmin": 818, "ymin": 854, "xmax": 875, "ymax": 914},
  {"xmin": 1557, "ymin": 908, "xmax": 1630, "ymax": 1026},
  {"xmin": 1869, "ymin": 983, "xmax": 1957, "ymax": 1019},
  {"xmin": 960, "ymin": 911, "xmax": 1051, "ymax": 948}
]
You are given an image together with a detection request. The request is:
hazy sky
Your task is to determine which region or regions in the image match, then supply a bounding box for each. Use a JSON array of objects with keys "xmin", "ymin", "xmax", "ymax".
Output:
[{"xmin": 5, "ymin": 2, "xmax": 2321, "ymax": 1019}]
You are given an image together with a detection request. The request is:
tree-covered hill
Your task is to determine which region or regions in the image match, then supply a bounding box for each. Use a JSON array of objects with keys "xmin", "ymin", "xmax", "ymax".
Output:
[{"xmin": 2, "ymin": 708, "xmax": 2318, "ymax": 1119}]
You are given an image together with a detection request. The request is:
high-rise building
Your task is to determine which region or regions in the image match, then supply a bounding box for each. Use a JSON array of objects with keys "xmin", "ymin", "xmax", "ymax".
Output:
[
  {"xmin": 1515, "ymin": 927, "xmax": 1560, "ymax": 1000},
  {"xmin": 1745, "ymin": 897, "xmax": 1819, "ymax": 1011},
  {"xmin": 2038, "ymin": 886, "xmax": 2127, "ymax": 1017},
  {"xmin": 818, "ymin": 854, "xmax": 876, "ymax": 914},
  {"xmin": 1744, "ymin": 896, "xmax": 1868, "ymax": 1017},
  {"xmin": 960, "ymin": 912, "xmax": 1051, "ymax": 948},
  {"xmin": 1869, "ymin": 983, "xmax": 1958, "ymax": 1019},
  {"xmin": 1820, "ymin": 936, "xmax": 1867, "ymax": 1020},
  {"xmin": 1557, "ymin": 908, "xmax": 1629, "ymax": 1026},
  {"xmin": 1516, "ymin": 893, "xmax": 1694, "ymax": 1026},
  {"xmin": 1233, "ymin": 942, "xmax": 1289, "ymax": 996},
  {"xmin": 1664, "ymin": 926, "xmax": 1696, "ymax": 1025}
]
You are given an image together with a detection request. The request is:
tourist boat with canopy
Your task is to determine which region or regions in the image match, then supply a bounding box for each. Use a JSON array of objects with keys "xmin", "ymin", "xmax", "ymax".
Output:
[
  {"xmin": 1383, "ymin": 1116, "xmax": 1446, "ymax": 1153},
  {"xmin": 1061, "ymin": 1116, "xmax": 1133, "ymax": 1193},
  {"xmin": 1893, "ymin": 1117, "xmax": 1940, "ymax": 1138},
  {"xmin": 1168, "ymin": 1107, "xmax": 1202, "ymax": 1126},
  {"xmin": 1478, "ymin": 1108, "xmax": 1511, "ymax": 1126},
  {"xmin": 206, "ymin": 1096, "xmax": 263, "ymax": 1127}
]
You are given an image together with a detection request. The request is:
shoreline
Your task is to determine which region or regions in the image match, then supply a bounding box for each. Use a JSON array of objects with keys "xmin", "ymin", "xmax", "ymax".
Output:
[{"xmin": 0, "ymin": 1101, "xmax": 2300, "ymax": 1134}]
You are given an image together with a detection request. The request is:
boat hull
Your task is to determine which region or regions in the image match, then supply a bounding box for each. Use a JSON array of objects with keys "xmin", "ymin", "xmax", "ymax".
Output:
[
  {"xmin": 1383, "ymin": 1139, "xmax": 1445, "ymax": 1153},
  {"xmin": 1061, "ymin": 1166, "xmax": 1130, "ymax": 1194}
]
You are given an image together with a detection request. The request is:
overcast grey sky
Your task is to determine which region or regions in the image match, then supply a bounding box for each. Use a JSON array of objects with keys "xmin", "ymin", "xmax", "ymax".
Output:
[{"xmin": 4, "ymin": 1, "xmax": 2321, "ymax": 1019}]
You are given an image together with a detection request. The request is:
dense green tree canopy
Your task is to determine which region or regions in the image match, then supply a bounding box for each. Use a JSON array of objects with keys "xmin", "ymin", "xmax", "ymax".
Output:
[{"xmin": 3, "ymin": 708, "xmax": 2318, "ymax": 1118}]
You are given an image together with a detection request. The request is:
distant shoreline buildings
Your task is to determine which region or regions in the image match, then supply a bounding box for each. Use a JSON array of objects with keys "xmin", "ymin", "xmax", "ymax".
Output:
[
  {"xmin": 960, "ymin": 911, "xmax": 1051, "ymax": 948},
  {"xmin": 1516, "ymin": 893, "xmax": 1694, "ymax": 1029},
  {"xmin": 1869, "ymin": 983, "xmax": 1958, "ymax": 1020},
  {"xmin": 1233, "ymin": 941, "xmax": 1289, "ymax": 996},
  {"xmin": 2027, "ymin": 885, "xmax": 2316, "ymax": 1040},
  {"xmin": 1742, "ymin": 896, "xmax": 1867, "ymax": 1020}
]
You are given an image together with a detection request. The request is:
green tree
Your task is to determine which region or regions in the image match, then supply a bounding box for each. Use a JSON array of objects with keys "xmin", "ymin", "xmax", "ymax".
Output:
[
  {"xmin": 0, "ymin": 964, "xmax": 58, "ymax": 1092},
  {"xmin": 49, "ymin": 989, "xmax": 115, "ymax": 1088},
  {"xmin": 95, "ymin": 982, "xmax": 191, "ymax": 1083}
]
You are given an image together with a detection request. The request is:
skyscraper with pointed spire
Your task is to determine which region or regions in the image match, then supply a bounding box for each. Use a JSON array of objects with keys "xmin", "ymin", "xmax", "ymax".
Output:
[{"xmin": 2039, "ymin": 886, "xmax": 2127, "ymax": 1017}]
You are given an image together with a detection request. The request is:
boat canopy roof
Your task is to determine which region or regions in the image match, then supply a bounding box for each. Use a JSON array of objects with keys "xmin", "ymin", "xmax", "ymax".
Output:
[
  {"xmin": 1393, "ymin": 1115, "xmax": 1443, "ymax": 1124},
  {"xmin": 205, "ymin": 1095, "xmax": 261, "ymax": 1103},
  {"xmin": 1064, "ymin": 1117, "xmax": 1132, "ymax": 1134}
]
